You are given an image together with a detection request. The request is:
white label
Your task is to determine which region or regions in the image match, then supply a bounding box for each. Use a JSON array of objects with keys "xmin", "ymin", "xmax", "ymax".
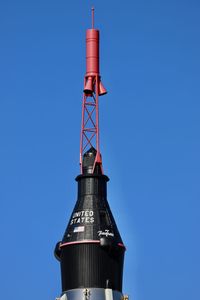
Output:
[
  {"xmin": 98, "ymin": 229, "xmax": 114, "ymax": 237},
  {"xmin": 70, "ymin": 210, "xmax": 94, "ymax": 225},
  {"xmin": 74, "ymin": 226, "xmax": 85, "ymax": 233}
]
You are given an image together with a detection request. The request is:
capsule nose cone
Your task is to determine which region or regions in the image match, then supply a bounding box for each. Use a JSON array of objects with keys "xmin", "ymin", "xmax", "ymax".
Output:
[{"xmin": 82, "ymin": 147, "xmax": 97, "ymax": 174}]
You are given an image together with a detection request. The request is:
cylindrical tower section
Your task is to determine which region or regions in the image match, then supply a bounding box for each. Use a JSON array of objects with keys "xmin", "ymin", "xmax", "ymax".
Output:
[{"xmin": 86, "ymin": 29, "xmax": 99, "ymax": 76}]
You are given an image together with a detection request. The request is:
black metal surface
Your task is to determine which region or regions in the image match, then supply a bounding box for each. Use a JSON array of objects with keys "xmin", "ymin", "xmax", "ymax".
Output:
[
  {"xmin": 55, "ymin": 148, "xmax": 125, "ymax": 292},
  {"xmin": 60, "ymin": 243, "xmax": 124, "ymax": 291}
]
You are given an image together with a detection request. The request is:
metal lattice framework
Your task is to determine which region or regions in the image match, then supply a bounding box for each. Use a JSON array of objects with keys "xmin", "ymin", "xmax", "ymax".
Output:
[{"xmin": 80, "ymin": 76, "xmax": 102, "ymax": 173}]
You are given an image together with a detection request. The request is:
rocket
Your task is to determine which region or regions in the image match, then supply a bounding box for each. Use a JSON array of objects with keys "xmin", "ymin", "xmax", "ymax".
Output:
[{"xmin": 54, "ymin": 8, "xmax": 127, "ymax": 300}]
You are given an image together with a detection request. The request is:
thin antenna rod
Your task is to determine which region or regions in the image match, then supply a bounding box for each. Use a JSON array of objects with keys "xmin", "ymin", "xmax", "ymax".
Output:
[{"xmin": 92, "ymin": 7, "xmax": 94, "ymax": 28}]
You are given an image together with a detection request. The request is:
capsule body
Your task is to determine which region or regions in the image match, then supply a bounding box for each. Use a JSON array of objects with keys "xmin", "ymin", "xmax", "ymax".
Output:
[{"xmin": 55, "ymin": 148, "xmax": 126, "ymax": 298}]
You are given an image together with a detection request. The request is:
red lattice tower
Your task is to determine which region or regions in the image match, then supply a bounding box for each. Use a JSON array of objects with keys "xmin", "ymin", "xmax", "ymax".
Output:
[{"xmin": 80, "ymin": 8, "xmax": 107, "ymax": 173}]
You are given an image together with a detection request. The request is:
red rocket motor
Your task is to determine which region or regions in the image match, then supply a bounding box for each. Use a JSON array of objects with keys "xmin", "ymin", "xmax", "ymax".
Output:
[
  {"xmin": 55, "ymin": 8, "xmax": 127, "ymax": 300},
  {"xmin": 84, "ymin": 28, "xmax": 107, "ymax": 96}
]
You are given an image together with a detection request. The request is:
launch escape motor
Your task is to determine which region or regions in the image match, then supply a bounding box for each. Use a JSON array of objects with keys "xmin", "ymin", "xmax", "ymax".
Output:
[{"xmin": 55, "ymin": 8, "xmax": 127, "ymax": 300}]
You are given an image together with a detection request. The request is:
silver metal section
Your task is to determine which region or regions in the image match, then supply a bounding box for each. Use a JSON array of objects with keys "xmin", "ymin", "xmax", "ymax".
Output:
[
  {"xmin": 105, "ymin": 289, "xmax": 113, "ymax": 300},
  {"xmin": 83, "ymin": 289, "xmax": 91, "ymax": 300},
  {"xmin": 122, "ymin": 295, "xmax": 129, "ymax": 300},
  {"xmin": 59, "ymin": 288, "xmax": 123, "ymax": 300},
  {"xmin": 56, "ymin": 294, "xmax": 67, "ymax": 300}
]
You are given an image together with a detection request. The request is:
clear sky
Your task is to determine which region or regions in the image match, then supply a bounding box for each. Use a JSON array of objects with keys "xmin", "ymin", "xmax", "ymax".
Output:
[{"xmin": 0, "ymin": 0, "xmax": 200, "ymax": 299}]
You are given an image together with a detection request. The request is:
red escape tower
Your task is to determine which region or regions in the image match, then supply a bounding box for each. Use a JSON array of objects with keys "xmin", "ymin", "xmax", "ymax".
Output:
[
  {"xmin": 80, "ymin": 7, "xmax": 107, "ymax": 174},
  {"xmin": 55, "ymin": 8, "xmax": 128, "ymax": 300}
]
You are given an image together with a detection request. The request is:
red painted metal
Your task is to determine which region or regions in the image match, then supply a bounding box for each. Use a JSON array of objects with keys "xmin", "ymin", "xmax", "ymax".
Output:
[
  {"xmin": 60, "ymin": 240, "xmax": 100, "ymax": 248},
  {"xmin": 60, "ymin": 241, "xmax": 126, "ymax": 249},
  {"xmin": 86, "ymin": 29, "xmax": 99, "ymax": 76},
  {"xmin": 80, "ymin": 8, "xmax": 107, "ymax": 173}
]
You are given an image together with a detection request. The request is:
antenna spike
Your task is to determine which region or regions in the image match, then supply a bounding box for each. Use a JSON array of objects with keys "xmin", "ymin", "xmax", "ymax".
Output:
[{"xmin": 92, "ymin": 6, "xmax": 94, "ymax": 28}]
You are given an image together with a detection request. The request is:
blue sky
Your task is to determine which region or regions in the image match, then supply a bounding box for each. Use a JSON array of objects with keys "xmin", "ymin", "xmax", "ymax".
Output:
[{"xmin": 0, "ymin": 0, "xmax": 200, "ymax": 299}]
